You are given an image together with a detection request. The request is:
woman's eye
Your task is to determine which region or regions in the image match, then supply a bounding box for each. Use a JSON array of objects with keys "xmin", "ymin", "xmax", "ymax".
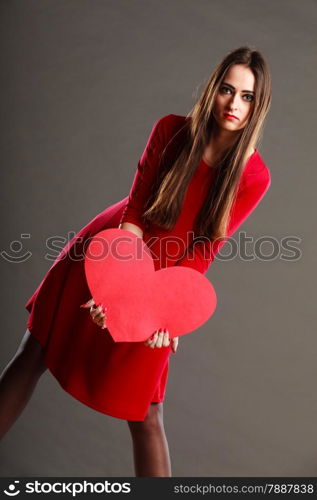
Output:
[
  {"xmin": 220, "ymin": 86, "xmax": 231, "ymax": 94},
  {"xmin": 244, "ymin": 94, "xmax": 254, "ymax": 102}
]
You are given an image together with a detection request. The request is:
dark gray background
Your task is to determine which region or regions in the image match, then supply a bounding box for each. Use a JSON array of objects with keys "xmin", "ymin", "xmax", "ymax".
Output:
[{"xmin": 0, "ymin": 0, "xmax": 316, "ymax": 476}]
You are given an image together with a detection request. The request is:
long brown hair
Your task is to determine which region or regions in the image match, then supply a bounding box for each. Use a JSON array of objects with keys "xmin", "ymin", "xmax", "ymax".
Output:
[{"xmin": 143, "ymin": 45, "xmax": 272, "ymax": 242}]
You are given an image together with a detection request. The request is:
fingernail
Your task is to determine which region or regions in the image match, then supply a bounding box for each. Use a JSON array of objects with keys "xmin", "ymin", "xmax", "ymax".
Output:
[
  {"xmin": 80, "ymin": 303, "xmax": 87, "ymax": 308},
  {"xmin": 163, "ymin": 328, "xmax": 167, "ymax": 333}
]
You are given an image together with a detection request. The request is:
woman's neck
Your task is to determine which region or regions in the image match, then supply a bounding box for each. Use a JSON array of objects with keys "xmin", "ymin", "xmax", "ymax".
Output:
[{"xmin": 202, "ymin": 129, "xmax": 255, "ymax": 167}]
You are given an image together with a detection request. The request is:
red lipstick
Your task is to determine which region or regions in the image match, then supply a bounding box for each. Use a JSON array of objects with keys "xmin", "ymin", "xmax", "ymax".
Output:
[{"xmin": 224, "ymin": 113, "xmax": 239, "ymax": 121}]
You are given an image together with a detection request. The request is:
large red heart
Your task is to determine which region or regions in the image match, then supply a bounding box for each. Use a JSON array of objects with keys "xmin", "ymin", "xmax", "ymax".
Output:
[{"xmin": 84, "ymin": 228, "xmax": 217, "ymax": 342}]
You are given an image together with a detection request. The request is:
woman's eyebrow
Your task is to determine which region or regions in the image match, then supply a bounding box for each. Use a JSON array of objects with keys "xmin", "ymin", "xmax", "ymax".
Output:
[{"xmin": 222, "ymin": 81, "xmax": 255, "ymax": 94}]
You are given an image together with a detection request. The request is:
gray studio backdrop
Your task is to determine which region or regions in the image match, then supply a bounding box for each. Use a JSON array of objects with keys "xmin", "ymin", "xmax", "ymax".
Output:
[{"xmin": 0, "ymin": 0, "xmax": 316, "ymax": 477}]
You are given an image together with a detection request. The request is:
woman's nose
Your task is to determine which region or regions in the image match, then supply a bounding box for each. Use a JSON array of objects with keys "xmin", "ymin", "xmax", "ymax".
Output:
[{"xmin": 228, "ymin": 94, "xmax": 239, "ymax": 110}]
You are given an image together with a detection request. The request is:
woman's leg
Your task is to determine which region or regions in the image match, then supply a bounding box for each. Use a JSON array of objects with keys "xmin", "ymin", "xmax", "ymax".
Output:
[
  {"xmin": 127, "ymin": 402, "xmax": 172, "ymax": 477},
  {"xmin": 0, "ymin": 329, "xmax": 47, "ymax": 439}
]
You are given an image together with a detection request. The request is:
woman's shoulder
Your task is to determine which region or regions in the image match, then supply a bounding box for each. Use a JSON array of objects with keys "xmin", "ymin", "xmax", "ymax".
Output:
[
  {"xmin": 156, "ymin": 113, "xmax": 187, "ymax": 126},
  {"xmin": 150, "ymin": 113, "xmax": 189, "ymax": 154},
  {"xmin": 245, "ymin": 149, "xmax": 270, "ymax": 177},
  {"xmin": 240, "ymin": 149, "xmax": 271, "ymax": 192},
  {"xmin": 154, "ymin": 113, "xmax": 188, "ymax": 138}
]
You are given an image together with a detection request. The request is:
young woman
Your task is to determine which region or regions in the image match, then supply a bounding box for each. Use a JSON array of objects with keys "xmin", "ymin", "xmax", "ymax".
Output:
[{"xmin": 0, "ymin": 46, "xmax": 272, "ymax": 476}]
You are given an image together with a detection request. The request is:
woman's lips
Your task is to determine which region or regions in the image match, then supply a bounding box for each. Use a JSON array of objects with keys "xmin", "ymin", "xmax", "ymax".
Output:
[{"xmin": 224, "ymin": 113, "xmax": 239, "ymax": 121}]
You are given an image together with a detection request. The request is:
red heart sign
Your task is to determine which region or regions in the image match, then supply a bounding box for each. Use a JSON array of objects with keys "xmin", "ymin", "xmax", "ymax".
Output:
[{"xmin": 84, "ymin": 228, "xmax": 217, "ymax": 342}]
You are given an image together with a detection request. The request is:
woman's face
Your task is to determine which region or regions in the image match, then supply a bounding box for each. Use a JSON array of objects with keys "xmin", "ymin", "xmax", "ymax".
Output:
[{"xmin": 212, "ymin": 64, "xmax": 256, "ymax": 132}]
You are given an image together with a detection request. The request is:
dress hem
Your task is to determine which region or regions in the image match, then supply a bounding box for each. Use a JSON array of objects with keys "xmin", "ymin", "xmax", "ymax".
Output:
[{"xmin": 27, "ymin": 325, "xmax": 164, "ymax": 422}]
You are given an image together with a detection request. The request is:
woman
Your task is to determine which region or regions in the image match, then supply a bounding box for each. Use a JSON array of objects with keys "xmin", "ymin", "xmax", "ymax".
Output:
[{"xmin": 0, "ymin": 46, "xmax": 272, "ymax": 476}]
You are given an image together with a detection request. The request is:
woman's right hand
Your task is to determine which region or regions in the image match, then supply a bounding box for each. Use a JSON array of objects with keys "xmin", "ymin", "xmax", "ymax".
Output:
[{"xmin": 80, "ymin": 298, "xmax": 107, "ymax": 329}]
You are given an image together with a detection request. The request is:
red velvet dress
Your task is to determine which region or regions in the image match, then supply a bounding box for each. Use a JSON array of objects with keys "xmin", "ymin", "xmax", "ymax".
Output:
[{"xmin": 25, "ymin": 114, "xmax": 271, "ymax": 421}]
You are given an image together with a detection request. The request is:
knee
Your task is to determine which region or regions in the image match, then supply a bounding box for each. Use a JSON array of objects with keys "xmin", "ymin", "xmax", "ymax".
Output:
[
  {"xmin": 15, "ymin": 329, "xmax": 47, "ymax": 375},
  {"xmin": 127, "ymin": 403, "xmax": 164, "ymax": 435}
]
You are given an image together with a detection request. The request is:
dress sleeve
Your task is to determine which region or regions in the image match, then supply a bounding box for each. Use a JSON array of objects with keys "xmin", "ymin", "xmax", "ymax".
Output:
[
  {"xmin": 174, "ymin": 168, "xmax": 271, "ymax": 274},
  {"xmin": 119, "ymin": 116, "xmax": 169, "ymax": 232}
]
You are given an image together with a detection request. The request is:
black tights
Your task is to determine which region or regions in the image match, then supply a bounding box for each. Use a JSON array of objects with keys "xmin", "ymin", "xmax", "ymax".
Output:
[{"xmin": 0, "ymin": 330, "xmax": 172, "ymax": 476}]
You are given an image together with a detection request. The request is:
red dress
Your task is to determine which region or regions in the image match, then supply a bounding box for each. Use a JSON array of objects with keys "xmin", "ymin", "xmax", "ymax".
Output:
[{"xmin": 25, "ymin": 113, "xmax": 271, "ymax": 421}]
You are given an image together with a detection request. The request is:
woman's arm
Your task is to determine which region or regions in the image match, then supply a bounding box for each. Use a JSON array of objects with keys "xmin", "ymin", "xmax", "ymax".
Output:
[
  {"xmin": 118, "ymin": 116, "xmax": 179, "ymax": 351},
  {"xmin": 119, "ymin": 115, "xmax": 175, "ymax": 233},
  {"xmin": 174, "ymin": 168, "xmax": 271, "ymax": 274}
]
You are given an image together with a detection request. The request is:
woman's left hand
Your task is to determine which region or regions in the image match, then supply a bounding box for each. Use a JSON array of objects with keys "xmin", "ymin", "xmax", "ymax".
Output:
[{"xmin": 144, "ymin": 329, "xmax": 179, "ymax": 353}]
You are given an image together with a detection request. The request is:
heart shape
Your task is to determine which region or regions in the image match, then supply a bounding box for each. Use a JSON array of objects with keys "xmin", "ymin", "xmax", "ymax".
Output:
[{"xmin": 84, "ymin": 228, "xmax": 217, "ymax": 342}]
